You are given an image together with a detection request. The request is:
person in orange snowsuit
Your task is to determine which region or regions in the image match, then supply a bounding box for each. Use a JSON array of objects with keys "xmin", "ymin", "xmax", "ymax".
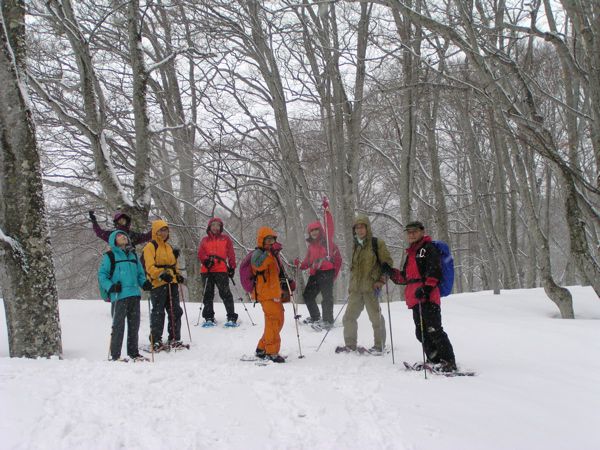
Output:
[{"xmin": 251, "ymin": 226, "xmax": 286, "ymax": 363}]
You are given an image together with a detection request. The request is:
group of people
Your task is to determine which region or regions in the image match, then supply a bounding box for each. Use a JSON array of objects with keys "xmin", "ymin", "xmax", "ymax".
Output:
[{"xmin": 92, "ymin": 200, "xmax": 457, "ymax": 372}]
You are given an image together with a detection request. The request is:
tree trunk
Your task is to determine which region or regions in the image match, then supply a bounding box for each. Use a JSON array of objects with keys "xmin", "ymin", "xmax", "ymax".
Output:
[{"xmin": 0, "ymin": 0, "xmax": 62, "ymax": 357}]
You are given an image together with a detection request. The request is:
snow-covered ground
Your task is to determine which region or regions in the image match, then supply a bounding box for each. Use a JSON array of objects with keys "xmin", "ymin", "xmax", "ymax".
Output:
[{"xmin": 1, "ymin": 286, "xmax": 599, "ymax": 450}]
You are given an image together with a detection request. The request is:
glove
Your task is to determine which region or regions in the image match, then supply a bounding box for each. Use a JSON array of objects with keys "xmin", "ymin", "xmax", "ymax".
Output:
[
  {"xmin": 381, "ymin": 262, "xmax": 394, "ymax": 277},
  {"xmin": 322, "ymin": 196, "xmax": 329, "ymax": 209},
  {"xmin": 203, "ymin": 257, "xmax": 214, "ymax": 270},
  {"xmin": 142, "ymin": 280, "xmax": 153, "ymax": 291},
  {"xmin": 176, "ymin": 274, "xmax": 185, "ymax": 284},
  {"xmin": 108, "ymin": 282, "xmax": 122, "ymax": 294},
  {"xmin": 173, "ymin": 247, "xmax": 180, "ymax": 259},
  {"xmin": 415, "ymin": 285, "xmax": 433, "ymax": 300},
  {"xmin": 227, "ymin": 267, "xmax": 235, "ymax": 278},
  {"xmin": 270, "ymin": 242, "xmax": 283, "ymax": 255},
  {"xmin": 159, "ymin": 271, "xmax": 173, "ymax": 283},
  {"xmin": 293, "ymin": 258, "xmax": 301, "ymax": 267},
  {"xmin": 88, "ymin": 210, "xmax": 97, "ymax": 223}
]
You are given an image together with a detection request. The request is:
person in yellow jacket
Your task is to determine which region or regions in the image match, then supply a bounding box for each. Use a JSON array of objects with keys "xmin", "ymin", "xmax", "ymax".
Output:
[
  {"xmin": 251, "ymin": 226, "xmax": 286, "ymax": 363},
  {"xmin": 143, "ymin": 220, "xmax": 185, "ymax": 350}
]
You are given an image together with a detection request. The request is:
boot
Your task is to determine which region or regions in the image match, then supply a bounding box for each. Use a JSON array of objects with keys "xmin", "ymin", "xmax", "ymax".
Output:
[{"xmin": 266, "ymin": 354, "xmax": 286, "ymax": 363}]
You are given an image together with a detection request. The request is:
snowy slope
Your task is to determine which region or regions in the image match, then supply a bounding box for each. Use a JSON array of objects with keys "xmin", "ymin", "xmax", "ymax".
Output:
[{"xmin": 1, "ymin": 286, "xmax": 599, "ymax": 450}]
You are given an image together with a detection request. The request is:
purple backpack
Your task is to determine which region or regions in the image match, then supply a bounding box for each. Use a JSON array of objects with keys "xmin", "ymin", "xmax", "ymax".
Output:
[{"xmin": 239, "ymin": 250, "xmax": 256, "ymax": 293}]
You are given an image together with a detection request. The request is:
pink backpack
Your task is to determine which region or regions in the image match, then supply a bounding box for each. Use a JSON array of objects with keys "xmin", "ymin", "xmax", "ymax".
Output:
[{"xmin": 239, "ymin": 250, "xmax": 256, "ymax": 293}]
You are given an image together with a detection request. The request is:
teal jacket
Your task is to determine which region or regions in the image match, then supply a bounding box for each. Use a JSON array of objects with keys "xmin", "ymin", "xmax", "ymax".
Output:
[{"xmin": 98, "ymin": 231, "xmax": 147, "ymax": 302}]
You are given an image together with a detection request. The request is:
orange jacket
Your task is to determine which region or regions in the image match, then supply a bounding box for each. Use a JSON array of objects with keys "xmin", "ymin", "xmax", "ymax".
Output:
[{"xmin": 251, "ymin": 226, "xmax": 282, "ymax": 302}]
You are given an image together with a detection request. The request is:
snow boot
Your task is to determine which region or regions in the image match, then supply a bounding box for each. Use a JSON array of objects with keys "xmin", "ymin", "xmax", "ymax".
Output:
[{"xmin": 266, "ymin": 354, "xmax": 286, "ymax": 363}]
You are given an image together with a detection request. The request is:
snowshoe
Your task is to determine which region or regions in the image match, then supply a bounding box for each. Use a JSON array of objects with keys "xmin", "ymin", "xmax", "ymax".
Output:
[
  {"xmin": 302, "ymin": 317, "xmax": 320, "ymax": 325},
  {"xmin": 130, "ymin": 354, "xmax": 150, "ymax": 362},
  {"xmin": 201, "ymin": 320, "xmax": 216, "ymax": 328},
  {"xmin": 335, "ymin": 345, "xmax": 356, "ymax": 353},
  {"xmin": 224, "ymin": 320, "xmax": 240, "ymax": 328},
  {"xmin": 169, "ymin": 340, "xmax": 190, "ymax": 351},
  {"xmin": 109, "ymin": 357, "xmax": 129, "ymax": 362}
]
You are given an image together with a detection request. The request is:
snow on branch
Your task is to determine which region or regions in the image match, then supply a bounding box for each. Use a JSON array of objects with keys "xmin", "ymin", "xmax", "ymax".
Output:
[
  {"xmin": 0, "ymin": 227, "xmax": 29, "ymax": 274},
  {"xmin": 99, "ymin": 131, "xmax": 134, "ymax": 207}
]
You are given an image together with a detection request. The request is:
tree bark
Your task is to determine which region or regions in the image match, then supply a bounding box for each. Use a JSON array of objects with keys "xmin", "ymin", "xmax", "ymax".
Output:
[{"xmin": 0, "ymin": 0, "xmax": 62, "ymax": 357}]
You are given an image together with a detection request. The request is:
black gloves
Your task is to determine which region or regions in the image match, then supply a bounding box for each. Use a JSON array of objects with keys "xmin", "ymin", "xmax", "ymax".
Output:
[
  {"xmin": 88, "ymin": 210, "xmax": 97, "ymax": 224},
  {"xmin": 381, "ymin": 262, "xmax": 394, "ymax": 277},
  {"xmin": 203, "ymin": 257, "xmax": 215, "ymax": 270},
  {"xmin": 227, "ymin": 267, "xmax": 235, "ymax": 278},
  {"xmin": 415, "ymin": 285, "xmax": 433, "ymax": 300},
  {"xmin": 173, "ymin": 247, "xmax": 180, "ymax": 259},
  {"xmin": 159, "ymin": 272, "xmax": 173, "ymax": 283},
  {"xmin": 108, "ymin": 282, "xmax": 122, "ymax": 293},
  {"xmin": 176, "ymin": 274, "xmax": 185, "ymax": 284},
  {"xmin": 142, "ymin": 280, "xmax": 153, "ymax": 291}
]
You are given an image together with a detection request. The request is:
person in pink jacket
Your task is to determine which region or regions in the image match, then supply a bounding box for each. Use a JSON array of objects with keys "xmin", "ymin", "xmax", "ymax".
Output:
[{"xmin": 294, "ymin": 198, "xmax": 342, "ymax": 328}]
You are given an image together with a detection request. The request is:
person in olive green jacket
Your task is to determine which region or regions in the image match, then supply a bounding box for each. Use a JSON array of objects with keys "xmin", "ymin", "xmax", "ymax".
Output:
[{"xmin": 339, "ymin": 215, "xmax": 393, "ymax": 354}]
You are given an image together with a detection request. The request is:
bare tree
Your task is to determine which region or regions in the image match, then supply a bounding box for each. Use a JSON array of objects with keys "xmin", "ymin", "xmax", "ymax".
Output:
[{"xmin": 0, "ymin": 0, "xmax": 62, "ymax": 357}]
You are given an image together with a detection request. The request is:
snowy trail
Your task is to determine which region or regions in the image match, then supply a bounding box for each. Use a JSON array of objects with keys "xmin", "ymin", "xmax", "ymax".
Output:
[{"xmin": 1, "ymin": 286, "xmax": 599, "ymax": 450}]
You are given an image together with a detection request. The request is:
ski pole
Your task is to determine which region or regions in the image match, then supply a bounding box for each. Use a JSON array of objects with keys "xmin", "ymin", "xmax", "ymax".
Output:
[
  {"xmin": 167, "ymin": 281, "xmax": 177, "ymax": 343},
  {"xmin": 316, "ymin": 295, "xmax": 349, "ymax": 352},
  {"xmin": 418, "ymin": 300, "xmax": 427, "ymax": 380},
  {"xmin": 284, "ymin": 277, "xmax": 304, "ymax": 359},
  {"xmin": 179, "ymin": 283, "xmax": 192, "ymax": 343},
  {"xmin": 147, "ymin": 294, "xmax": 154, "ymax": 362},
  {"xmin": 195, "ymin": 275, "xmax": 208, "ymax": 326},
  {"xmin": 239, "ymin": 292, "xmax": 256, "ymax": 326},
  {"xmin": 385, "ymin": 281, "xmax": 395, "ymax": 364}
]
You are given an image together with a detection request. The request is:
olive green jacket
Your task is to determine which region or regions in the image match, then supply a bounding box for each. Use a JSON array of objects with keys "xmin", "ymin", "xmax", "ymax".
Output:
[{"xmin": 349, "ymin": 215, "xmax": 393, "ymax": 293}]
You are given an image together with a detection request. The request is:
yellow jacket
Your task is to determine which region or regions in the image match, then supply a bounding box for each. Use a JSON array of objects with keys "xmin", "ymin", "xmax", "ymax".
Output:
[{"xmin": 143, "ymin": 220, "xmax": 180, "ymax": 288}]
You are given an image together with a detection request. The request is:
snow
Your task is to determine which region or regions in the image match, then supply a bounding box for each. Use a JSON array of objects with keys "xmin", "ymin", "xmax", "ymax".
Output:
[{"xmin": 1, "ymin": 286, "xmax": 599, "ymax": 450}]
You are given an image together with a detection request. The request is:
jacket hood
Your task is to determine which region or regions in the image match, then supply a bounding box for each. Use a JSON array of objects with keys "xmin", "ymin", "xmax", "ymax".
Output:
[
  {"xmin": 206, "ymin": 217, "xmax": 224, "ymax": 234},
  {"xmin": 113, "ymin": 211, "xmax": 131, "ymax": 227},
  {"xmin": 306, "ymin": 220, "xmax": 324, "ymax": 243},
  {"xmin": 256, "ymin": 226, "xmax": 277, "ymax": 248},
  {"xmin": 151, "ymin": 219, "xmax": 170, "ymax": 243},
  {"xmin": 353, "ymin": 214, "xmax": 373, "ymax": 241},
  {"xmin": 108, "ymin": 230, "xmax": 129, "ymax": 251}
]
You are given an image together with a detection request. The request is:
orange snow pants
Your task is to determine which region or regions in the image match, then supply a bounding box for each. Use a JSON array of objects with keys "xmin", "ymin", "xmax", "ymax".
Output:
[{"xmin": 257, "ymin": 299, "xmax": 285, "ymax": 355}]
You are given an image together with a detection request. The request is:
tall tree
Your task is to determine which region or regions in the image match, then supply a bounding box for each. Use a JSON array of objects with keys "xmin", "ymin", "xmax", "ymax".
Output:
[{"xmin": 0, "ymin": 0, "xmax": 62, "ymax": 357}]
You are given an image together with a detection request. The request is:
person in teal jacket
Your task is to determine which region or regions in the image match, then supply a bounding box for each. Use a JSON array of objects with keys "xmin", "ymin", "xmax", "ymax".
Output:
[{"xmin": 98, "ymin": 230, "xmax": 151, "ymax": 361}]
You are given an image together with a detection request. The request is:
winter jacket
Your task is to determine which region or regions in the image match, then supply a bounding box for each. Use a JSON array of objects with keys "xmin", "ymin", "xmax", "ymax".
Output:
[
  {"xmin": 349, "ymin": 215, "xmax": 393, "ymax": 293},
  {"xmin": 98, "ymin": 230, "xmax": 147, "ymax": 302},
  {"xmin": 251, "ymin": 226, "xmax": 282, "ymax": 302},
  {"xmin": 143, "ymin": 220, "xmax": 181, "ymax": 289},
  {"xmin": 197, "ymin": 217, "xmax": 236, "ymax": 274},
  {"xmin": 93, "ymin": 211, "xmax": 152, "ymax": 246},
  {"xmin": 299, "ymin": 210, "xmax": 342, "ymax": 278},
  {"xmin": 390, "ymin": 235, "xmax": 441, "ymax": 308}
]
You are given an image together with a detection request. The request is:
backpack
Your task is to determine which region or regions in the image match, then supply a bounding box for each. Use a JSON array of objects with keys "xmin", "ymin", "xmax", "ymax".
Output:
[
  {"xmin": 98, "ymin": 250, "xmax": 138, "ymax": 301},
  {"xmin": 431, "ymin": 240, "xmax": 454, "ymax": 297},
  {"xmin": 239, "ymin": 250, "xmax": 257, "ymax": 293}
]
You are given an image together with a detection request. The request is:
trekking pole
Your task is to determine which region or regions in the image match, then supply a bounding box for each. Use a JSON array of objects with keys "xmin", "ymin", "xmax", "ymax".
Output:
[
  {"xmin": 147, "ymin": 294, "xmax": 154, "ymax": 362},
  {"xmin": 385, "ymin": 281, "xmax": 395, "ymax": 364},
  {"xmin": 284, "ymin": 277, "xmax": 304, "ymax": 359},
  {"xmin": 167, "ymin": 282, "xmax": 177, "ymax": 343},
  {"xmin": 195, "ymin": 276, "xmax": 208, "ymax": 326},
  {"xmin": 238, "ymin": 291, "xmax": 256, "ymax": 325},
  {"xmin": 179, "ymin": 283, "xmax": 192, "ymax": 343},
  {"xmin": 418, "ymin": 300, "xmax": 428, "ymax": 380},
  {"xmin": 316, "ymin": 295, "xmax": 349, "ymax": 352}
]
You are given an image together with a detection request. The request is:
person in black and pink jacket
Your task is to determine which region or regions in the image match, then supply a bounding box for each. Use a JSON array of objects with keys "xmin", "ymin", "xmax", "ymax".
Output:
[{"xmin": 390, "ymin": 221, "xmax": 456, "ymax": 372}]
